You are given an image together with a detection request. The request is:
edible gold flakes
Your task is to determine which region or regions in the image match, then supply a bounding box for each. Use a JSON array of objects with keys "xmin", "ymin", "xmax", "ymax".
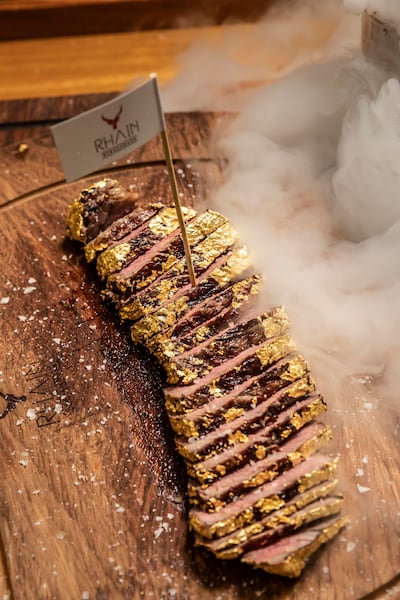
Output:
[
  {"xmin": 67, "ymin": 197, "xmax": 85, "ymax": 242},
  {"xmin": 281, "ymin": 355, "xmax": 309, "ymax": 382},
  {"xmin": 224, "ymin": 407, "xmax": 245, "ymax": 423},
  {"xmin": 287, "ymin": 375, "xmax": 316, "ymax": 398},
  {"xmin": 130, "ymin": 296, "xmax": 188, "ymax": 340},
  {"xmin": 171, "ymin": 418, "xmax": 199, "ymax": 438},
  {"xmin": 255, "ymin": 445, "xmax": 267, "ymax": 460},
  {"xmin": 211, "ymin": 246, "xmax": 251, "ymax": 286},
  {"xmin": 299, "ymin": 425, "xmax": 332, "ymax": 457},
  {"xmin": 261, "ymin": 306, "xmax": 290, "ymax": 339},
  {"xmin": 256, "ymin": 335, "xmax": 296, "ymax": 367},
  {"xmin": 148, "ymin": 206, "xmax": 196, "ymax": 236},
  {"xmin": 228, "ymin": 430, "xmax": 248, "ymax": 445},
  {"xmin": 254, "ymin": 515, "xmax": 349, "ymax": 578},
  {"xmin": 298, "ymin": 458, "xmax": 338, "ymax": 494},
  {"xmin": 206, "ymin": 479, "xmax": 340, "ymax": 557},
  {"xmin": 96, "ymin": 243, "xmax": 132, "ymax": 279},
  {"xmin": 289, "ymin": 398, "xmax": 327, "ymax": 431}
]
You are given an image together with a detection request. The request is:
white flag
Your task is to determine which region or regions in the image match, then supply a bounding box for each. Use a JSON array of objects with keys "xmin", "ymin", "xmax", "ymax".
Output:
[{"xmin": 51, "ymin": 77, "xmax": 166, "ymax": 182}]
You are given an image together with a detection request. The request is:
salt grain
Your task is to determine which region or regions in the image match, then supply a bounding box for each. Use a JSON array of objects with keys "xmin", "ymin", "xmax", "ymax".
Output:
[
  {"xmin": 357, "ymin": 484, "xmax": 371, "ymax": 494},
  {"xmin": 0, "ymin": 297, "xmax": 10, "ymax": 304},
  {"xmin": 23, "ymin": 286, "xmax": 36, "ymax": 294},
  {"xmin": 27, "ymin": 408, "xmax": 36, "ymax": 420},
  {"xmin": 346, "ymin": 542, "xmax": 356, "ymax": 552}
]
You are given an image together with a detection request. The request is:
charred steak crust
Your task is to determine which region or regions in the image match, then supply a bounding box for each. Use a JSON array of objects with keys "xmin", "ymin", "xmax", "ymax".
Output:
[{"xmin": 66, "ymin": 178, "xmax": 348, "ymax": 579}]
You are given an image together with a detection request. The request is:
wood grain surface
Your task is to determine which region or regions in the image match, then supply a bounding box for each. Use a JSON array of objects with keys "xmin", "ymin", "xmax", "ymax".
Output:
[
  {"xmin": 0, "ymin": 0, "xmax": 276, "ymax": 41},
  {"xmin": 0, "ymin": 98, "xmax": 399, "ymax": 600}
]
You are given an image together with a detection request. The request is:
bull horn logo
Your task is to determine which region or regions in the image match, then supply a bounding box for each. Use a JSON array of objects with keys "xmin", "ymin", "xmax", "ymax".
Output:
[{"xmin": 101, "ymin": 105, "xmax": 123, "ymax": 130}]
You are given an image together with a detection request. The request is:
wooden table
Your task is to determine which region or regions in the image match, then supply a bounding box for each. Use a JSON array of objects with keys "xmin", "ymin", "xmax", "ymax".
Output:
[{"xmin": 0, "ymin": 5, "xmax": 399, "ymax": 599}]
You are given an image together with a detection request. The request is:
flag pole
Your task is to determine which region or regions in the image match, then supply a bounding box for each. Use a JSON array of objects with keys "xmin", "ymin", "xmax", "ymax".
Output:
[{"xmin": 151, "ymin": 75, "xmax": 197, "ymax": 288}]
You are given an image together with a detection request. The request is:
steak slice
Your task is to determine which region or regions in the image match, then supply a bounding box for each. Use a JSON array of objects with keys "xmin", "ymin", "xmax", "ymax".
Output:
[
  {"xmin": 150, "ymin": 274, "xmax": 261, "ymax": 359},
  {"xmin": 67, "ymin": 178, "xmax": 139, "ymax": 244},
  {"xmin": 185, "ymin": 380, "xmax": 321, "ymax": 485},
  {"xmin": 129, "ymin": 247, "xmax": 253, "ymax": 345},
  {"xmin": 179, "ymin": 391, "xmax": 326, "ymax": 466},
  {"xmin": 96, "ymin": 205, "xmax": 197, "ymax": 280},
  {"xmin": 198, "ymin": 478, "xmax": 340, "ymax": 558},
  {"xmin": 164, "ymin": 306, "xmax": 290, "ymax": 385},
  {"xmin": 241, "ymin": 514, "xmax": 348, "ymax": 577},
  {"xmin": 168, "ymin": 354, "xmax": 310, "ymax": 437},
  {"xmin": 188, "ymin": 422, "xmax": 332, "ymax": 510},
  {"xmin": 164, "ymin": 334, "xmax": 297, "ymax": 415},
  {"xmin": 83, "ymin": 203, "xmax": 164, "ymax": 262},
  {"xmin": 117, "ymin": 221, "xmax": 240, "ymax": 321},
  {"xmin": 188, "ymin": 453, "xmax": 339, "ymax": 540},
  {"xmin": 104, "ymin": 209, "xmax": 229, "ymax": 300}
]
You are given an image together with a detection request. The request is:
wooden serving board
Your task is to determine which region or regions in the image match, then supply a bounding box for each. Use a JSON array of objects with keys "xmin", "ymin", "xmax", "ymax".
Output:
[{"xmin": 0, "ymin": 96, "xmax": 399, "ymax": 600}]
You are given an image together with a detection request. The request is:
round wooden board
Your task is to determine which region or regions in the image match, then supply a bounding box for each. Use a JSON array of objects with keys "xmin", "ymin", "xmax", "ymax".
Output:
[{"xmin": 0, "ymin": 117, "xmax": 399, "ymax": 600}]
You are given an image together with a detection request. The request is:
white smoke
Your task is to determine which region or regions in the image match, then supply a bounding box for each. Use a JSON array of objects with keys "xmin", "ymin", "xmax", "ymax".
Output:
[
  {"xmin": 344, "ymin": 0, "xmax": 400, "ymax": 31},
  {"xmin": 204, "ymin": 4, "xmax": 400, "ymax": 405}
]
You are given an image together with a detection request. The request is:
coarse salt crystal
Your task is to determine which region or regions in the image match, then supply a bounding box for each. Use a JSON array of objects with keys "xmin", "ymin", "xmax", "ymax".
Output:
[
  {"xmin": 346, "ymin": 542, "xmax": 356, "ymax": 553},
  {"xmin": 26, "ymin": 408, "xmax": 36, "ymax": 420},
  {"xmin": 23, "ymin": 286, "xmax": 36, "ymax": 294},
  {"xmin": 357, "ymin": 484, "xmax": 371, "ymax": 494},
  {"xmin": 0, "ymin": 297, "xmax": 10, "ymax": 304}
]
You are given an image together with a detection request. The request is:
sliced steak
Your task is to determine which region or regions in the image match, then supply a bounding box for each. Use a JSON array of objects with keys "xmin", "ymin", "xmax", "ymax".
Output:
[
  {"xmin": 185, "ymin": 380, "xmax": 321, "ymax": 485},
  {"xmin": 117, "ymin": 221, "xmax": 240, "ymax": 321},
  {"xmin": 130, "ymin": 247, "xmax": 253, "ymax": 345},
  {"xmin": 241, "ymin": 514, "xmax": 348, "ymax": 577},
  {"xmin": 164, "ymin": 333, "xmax": 297, "ymax": 415},
  {"xmin": 67, "ymin": 178, "xmax": 139, "ymax": 244},
  {"xmin": 198, "ymin": 478, "xmax": 340, "ymax": 558},
  {"xmin": 179, "ymin": 391, "xmax": 326, "ymax": 466},
  {"xmin": 168, "ymin": 354, "xmax": 310, "ymax": 437},
  {"xmin": 150, "ymin": 273, "xmax": 261, "ymax": 359},
  {"xmin": 188, "ymin": 453, "xmax": 339, "ymax": 540},
  {"xmin": 104, "ymin": 209, "xmax": 228, "ymax": 300},
  {"xmin": 83, "ymin": 203, "xmax": 164, "ymax": 262},
  {"xmin": 164, "ymin": 306, "xmax": 290, "ymax": 385},
  {"xmin": 96, "ymin": 205, "xmax": 197, "ymax": 280},
  {"xmin": 188, "ymin": 422, "xmax": 332, "ymax": 510}
]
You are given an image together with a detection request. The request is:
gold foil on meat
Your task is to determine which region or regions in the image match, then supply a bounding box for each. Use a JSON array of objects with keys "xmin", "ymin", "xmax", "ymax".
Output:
[
  {"xmin": 148, "ymin": 206, "xmax": 196, "ymax": 237},
  {"xmin": 224, "ymin": 407, "xmax": 245, "ymax": 422},
  {"xmin": 299, "ymin": 425, "xmax": 332, "ymax": 457},
  {"xmin": 254, "ymin": 495, "xmax": 285, "ymax": 515},
  {"xmin": 170, "ymin": 417, "xmax": 199, "ymax": 439},
  {"xmin": 256, "ymin": 335, "xmax": 296, "ymax": 367},
  {"xmin": 228, "ymin": 430, "xmax": 248, "ymax": 445},
  {"xmin": 298, "ymin": 457, "xmax": 338, "ymax": 494},
  {"xmin": 261, "ymin": 306, "xmax": 290, "ymax": 339},
  {"xmin": 211, "ymin": 246, "xmax": 252, "ymax": 286},
  {"xmin": 191, "ymin": 222, "xmax": 238, "ymax": 270},
  {"xmin": 130, "ymin": 295, "xmax": 189, "ymax": 342},
  {"xmin": 251, "ymin": 515, "xmax": 349, "ymax": 578},
  {"xmin": 290, "ymin": 397, "xmax": 327, "ymax": 430},
  {"xmin": 151, "ymin": 272, "xmax": 261, "ymax": 366},
  {"xmin": 255, "ymin": 445, "xmax": 267, "ymax": 460},
  {"xmin": 287, "ymin": 375, "xmax": 316, "ymax": 398},
  {"xmin": 281, "ymin": 355, "xmax": 309, "ymax": 382},
  {"xmin": 67, "ymin": 196, "xmax": 85, "ymax": 243},
  {"xmin": 96, "ymin": 243, "xmax": 132, "ymax": 279},
  {"xmin": 189, "ymin": 507, "xmax": 256, "ymax": 540},
  {"xmin": 203, "ymin": 479, "xmax": 340, "ymax": 558},
  {"xmin": 67, "ymin": 179, "xmax": 114, "ymax": 243},
  {"xmin": 190, "ymin": 458, "xmax": 339, "ymax": 540},
  {"xmin": 279, "ymin": 397, "xmax": 326, "ymax": 441}
]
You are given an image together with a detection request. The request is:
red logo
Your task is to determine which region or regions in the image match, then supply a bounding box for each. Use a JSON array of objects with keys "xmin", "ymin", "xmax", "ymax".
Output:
[{"xmin": 101, "ymin": 105, "xmax": 123, "ymax": 130}]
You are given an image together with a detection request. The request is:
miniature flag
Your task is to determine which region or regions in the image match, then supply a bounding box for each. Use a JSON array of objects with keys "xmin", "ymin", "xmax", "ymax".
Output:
[{"xmin": 51, "ymin": 77, "xmax": 166, "ymax": 182}]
